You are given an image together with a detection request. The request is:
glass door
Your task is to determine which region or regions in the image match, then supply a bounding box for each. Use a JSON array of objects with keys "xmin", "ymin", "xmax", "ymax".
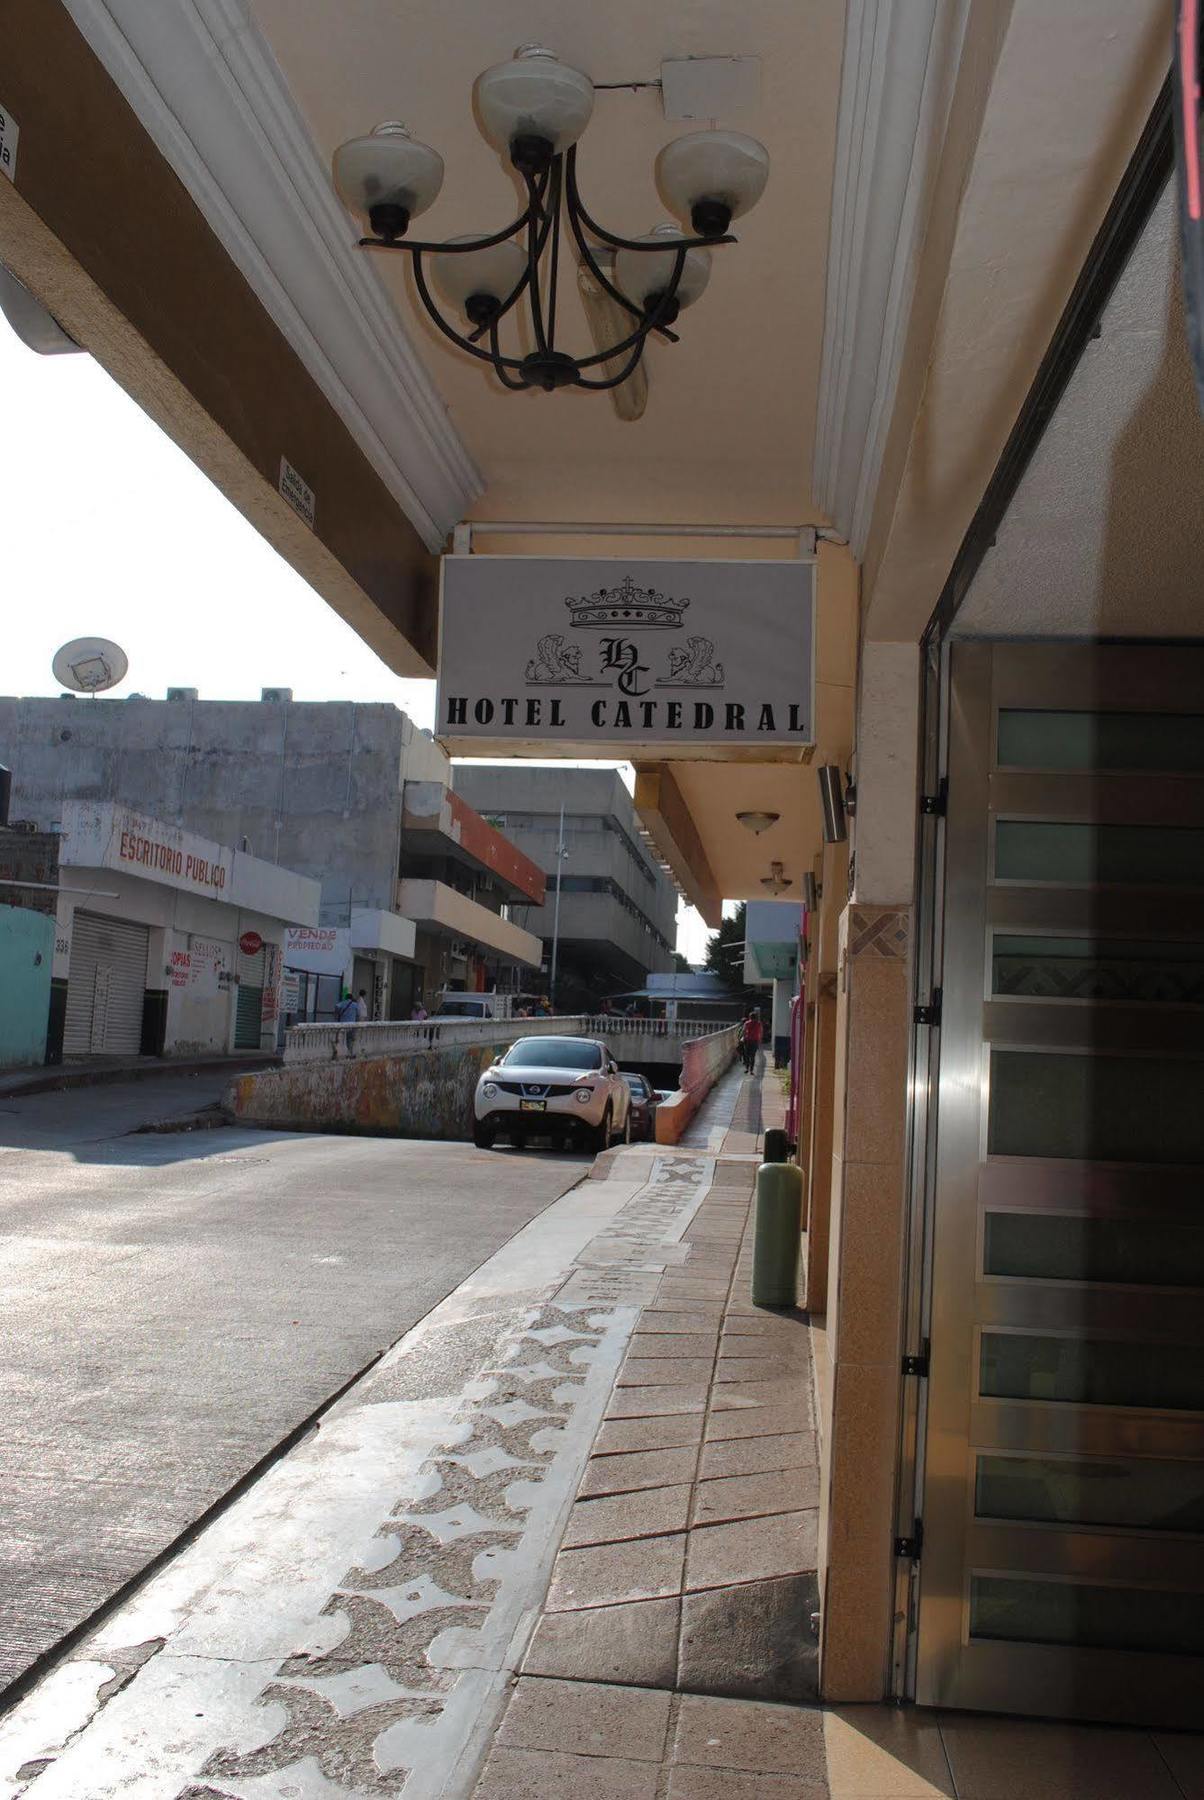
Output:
[{"xmin": 914, "ymin": 642, "xmax": 1204, "ymax": 1726}]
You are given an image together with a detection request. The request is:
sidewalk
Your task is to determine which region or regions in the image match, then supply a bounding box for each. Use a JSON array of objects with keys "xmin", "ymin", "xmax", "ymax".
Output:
[
  {"xmin": 2, "ymin": 1061, "xmax": 1197, "ymax": 1798},
  {"xmin": 0, "ymin": 1051, "xmax": 279, "ymax": 1099}
]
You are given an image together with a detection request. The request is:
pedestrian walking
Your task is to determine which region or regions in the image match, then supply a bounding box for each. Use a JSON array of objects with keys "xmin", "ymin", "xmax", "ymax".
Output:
[
  {"xmin": 740, "ymin": 1008, "xmax": 764, "ymax": 1074},
  {"xmin": 411, "ymin": 998, "xmax": 428, "ymax": 1021},
  {"xmin": 356, "ymin": 988, "xmax": 369, "ymax": 1021},
  {"xmin": 335, "ymin": 989, "xmax": 358, "ymax": 1023}
]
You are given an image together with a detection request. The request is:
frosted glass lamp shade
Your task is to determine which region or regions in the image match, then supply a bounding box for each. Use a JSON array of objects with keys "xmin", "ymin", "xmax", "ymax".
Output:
[
  {"xmin": 655, "ymin": 130, "xmax": 770, "ymax": 236},
  {"xmin": 475, "ymin": 46, "xmax": 594, "ymax": 165},
  {"xmin": 432, "ymin": 237, "xmax": 527, "ymax": 319},
  {"xmin": 332, "ymin": 122, "xmax": 444, "ymax": 238},
  {"xmin": 615, "ymin": 224, "xmax": 711, "ymax": 314}
]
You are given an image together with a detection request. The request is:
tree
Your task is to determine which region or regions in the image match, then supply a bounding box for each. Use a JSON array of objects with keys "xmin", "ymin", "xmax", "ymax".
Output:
[
  {"xmin": 672, "ymin": 951, "xmax": 692, "ymax": 973},
  {"xmin": 705, "ymin": 902, "xmax": 748, "ymax": 990}
]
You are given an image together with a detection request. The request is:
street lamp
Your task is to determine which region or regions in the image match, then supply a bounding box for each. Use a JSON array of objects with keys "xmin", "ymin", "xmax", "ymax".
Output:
[
  {"xmin": 331, "ymin": 46, "xmax": 770, "ymax": 395},
  {"xmin": 548, "ymin": 802, "xmax": 569, "ymax": 1011}
]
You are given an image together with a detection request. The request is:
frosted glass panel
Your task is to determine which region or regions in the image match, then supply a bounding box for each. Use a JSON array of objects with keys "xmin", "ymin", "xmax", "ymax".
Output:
[
  {"xmin": 970, "ymin": 1574, "xmax": 1204, "ymax": 1654},
  {"xmin": 989, "ymin": 1050, "xmax": 1204, "ymax": 1164},
  {"xmin": 995, "ymin": 821, "xmax": 1204, "ymax": 887},
  {"xmin": 975, "ymin": 1453, "xmax": 1204, "ymax": 1533},
  {"xmin": 983, "ymin": 1211, "xmax": 1204, "ymax": 1287},
  {"xmin": 997, "ymin": 710, "xmax": 1204, "ymax": 772},
  {"xmin": 980, "ymin": 1331, "xmax": 1204, "ymax": 1410},
  {"xmin": 992, "ymin": 934, "xmax": 1204, "ymax": 1005}
]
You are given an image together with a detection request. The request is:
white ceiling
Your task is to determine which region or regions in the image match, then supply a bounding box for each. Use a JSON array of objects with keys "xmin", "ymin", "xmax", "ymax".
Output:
[
  {"xmin": 956, "ymin": 182, "xmax": 1204, "ymax": 640},
  {"xmin": 249, "ymin": 0, "xmax": 845, "ymax": 527}
]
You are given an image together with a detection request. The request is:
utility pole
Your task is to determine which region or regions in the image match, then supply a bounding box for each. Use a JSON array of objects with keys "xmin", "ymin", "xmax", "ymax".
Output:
[{"xmin": 548, "ymin": 802, "xmax": 568, "ymax": 1012}]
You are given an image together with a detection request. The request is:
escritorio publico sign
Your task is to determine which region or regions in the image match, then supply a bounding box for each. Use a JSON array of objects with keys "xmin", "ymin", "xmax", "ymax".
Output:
[{"xmin": 437, "ymin": 557, "xmax": 815, "ymax": 756}]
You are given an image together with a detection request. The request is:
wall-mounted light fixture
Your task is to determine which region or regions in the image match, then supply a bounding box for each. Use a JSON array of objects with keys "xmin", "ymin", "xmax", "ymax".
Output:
[
  {"xmin": 736, "ymin": 810, "xmax": 780, "ymax": 835},
  {"xmin": 803, "ymin": 870, "xmax": 819, "ymax": 912},
  {"xmin": 761, "ymin": 860, "xmax": 793, "ymax": 895},
  {"xmin": 818, "ymin": 765, "xmax": 847, "ymax": 844}
]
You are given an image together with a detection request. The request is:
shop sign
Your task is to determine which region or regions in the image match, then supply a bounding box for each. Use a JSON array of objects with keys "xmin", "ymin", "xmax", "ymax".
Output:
[
  {"xmin": 284, "ymin": 925, "xmax": 350, "ymax": 977},
  {"xmin": 437, "ymin": 557, "xmax": 815, "ymax": 755},
  {"xmin": 60, "ymin": 801, "xmax": 234, "ymax": 898},
  {"xmin": 239, "ymin": 929, "xmax": 264, "ymax": 956}
]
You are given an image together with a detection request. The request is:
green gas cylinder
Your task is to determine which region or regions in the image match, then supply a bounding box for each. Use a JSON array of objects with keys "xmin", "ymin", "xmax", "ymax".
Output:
[{"xmin": 751, "ymin": 1158, "xmax": 803, "ymax": 1307}]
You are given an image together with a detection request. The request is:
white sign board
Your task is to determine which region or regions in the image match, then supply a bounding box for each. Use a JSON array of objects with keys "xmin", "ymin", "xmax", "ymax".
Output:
[
  {"xmin": 60, "ymin": 801, "xmax": 234, "ymax": 897},
  {"xmin": 284, "ymin": 925, "xmax": 350, "ymax": 977},
  {"xmin": 0, "ymin": 101, "xmax": 18, "ymax": 182},
  {"xmin": 437, "ymin": 557, "xmax": 815, "ymax": 755}
]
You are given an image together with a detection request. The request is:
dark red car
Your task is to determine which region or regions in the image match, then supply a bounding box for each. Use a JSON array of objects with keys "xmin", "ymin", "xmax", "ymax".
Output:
[{"xmin": 622, "ymin": 1071, "xmax": 660, "ymax": 1141}]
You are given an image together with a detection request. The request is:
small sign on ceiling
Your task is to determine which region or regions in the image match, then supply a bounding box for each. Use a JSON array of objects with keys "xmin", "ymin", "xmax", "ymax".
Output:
[
  {"xmin": 0, "ymin": 101, "xmax": 19, "ymax": 181},
  {"xmin": 278, "ymin": 455, "xmax": 315, "ymax": 529}
]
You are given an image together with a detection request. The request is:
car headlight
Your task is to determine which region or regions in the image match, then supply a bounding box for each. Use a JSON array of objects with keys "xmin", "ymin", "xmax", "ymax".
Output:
[
  {"xmin": 481, "ymin": 1082, "xmax": 498, "ymax": 1099},
  {"xmin": 574, "ymin": 1087, "xmax": 593, "ymax": 1104}
]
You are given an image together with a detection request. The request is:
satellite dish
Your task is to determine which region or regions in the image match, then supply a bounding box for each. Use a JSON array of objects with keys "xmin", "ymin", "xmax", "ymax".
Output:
[{"xmin": 52, "ymin": 637, "xmax": 129, "ymax": 695}]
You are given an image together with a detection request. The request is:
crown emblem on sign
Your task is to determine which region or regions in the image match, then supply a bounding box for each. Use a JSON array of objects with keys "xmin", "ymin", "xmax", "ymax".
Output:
[{"xmin": 565, "ymin": 574, "xmax": 690, "ymax": 630}]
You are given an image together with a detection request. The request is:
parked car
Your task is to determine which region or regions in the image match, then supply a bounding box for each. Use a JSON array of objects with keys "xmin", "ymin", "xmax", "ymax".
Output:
[
  {"xmin": 473, "ymin": 1035, "xmax": 632, "ymax": 1153},
  {"xmin": 622, "ymin": 1071, "xmax": 660, "ymax": 1141}
]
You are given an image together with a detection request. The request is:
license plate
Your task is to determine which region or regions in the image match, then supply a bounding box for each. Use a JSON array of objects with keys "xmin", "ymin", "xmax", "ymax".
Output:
[{"xmin": 519, "ymin": 1099, "xmax": 546, "ymax": 1112}]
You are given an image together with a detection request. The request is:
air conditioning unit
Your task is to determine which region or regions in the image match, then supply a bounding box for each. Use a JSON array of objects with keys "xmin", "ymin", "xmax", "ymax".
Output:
[
  {"xmin": 261, "ymin": 687, "xmax": 293, "ymax": 703},
  {"xmin": 166, "ymin": 687, "xmax": 199, "ymax": 702},
  {"xmin": 450, "ymin": 939, "xmax": 470, "ymax": 960},
  {"xmin": 10, "ymin": 819, "xmax": 38, "ymax": 835}
]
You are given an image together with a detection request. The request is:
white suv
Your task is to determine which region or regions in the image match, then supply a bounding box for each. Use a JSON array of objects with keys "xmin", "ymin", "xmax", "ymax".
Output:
[{"xmin": 473, "ymin": 1035, "xmax": 632, "ymax": 1153}]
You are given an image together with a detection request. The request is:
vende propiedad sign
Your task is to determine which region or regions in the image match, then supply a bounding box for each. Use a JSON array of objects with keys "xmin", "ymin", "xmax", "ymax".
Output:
[{"xmin": 436, "ymin": 557, "xmax": 816, "ymax": 756}]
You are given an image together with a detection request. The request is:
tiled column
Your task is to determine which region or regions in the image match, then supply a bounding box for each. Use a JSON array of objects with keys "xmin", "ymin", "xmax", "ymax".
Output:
[
  {"xmin": 817, "ymin": 638, "xmax": 919, "ymax": 1701},
  {"xmin": 818, "ymin": 904, "xmax": 911, "ymax": 1698}
]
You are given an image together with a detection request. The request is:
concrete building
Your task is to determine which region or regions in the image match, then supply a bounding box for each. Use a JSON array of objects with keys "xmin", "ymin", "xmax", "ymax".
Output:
[
  {"xmin": 0, "ymin": 801, "xmax": 319, "ymax": 1060},
  {"xmin": 452, "ymin": 767, "xmax": 677, "ymax": 1009},
  {"xmin": 0, "ymin": 695, "xmax": 544, "ymax": 1020}
]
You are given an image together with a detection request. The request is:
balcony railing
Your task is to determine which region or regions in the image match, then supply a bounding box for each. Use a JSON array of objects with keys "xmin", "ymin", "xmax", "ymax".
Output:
[{"xmin": 284, "ymin": 1013, "xmax": 740, "ymax": 1065}]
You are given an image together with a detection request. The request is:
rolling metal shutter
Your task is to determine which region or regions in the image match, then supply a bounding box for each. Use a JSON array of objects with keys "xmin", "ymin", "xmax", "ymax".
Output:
[
  {"xmin": 234, "ymin": 943, "xmax": 264, "ymax": 1049},
  {"xmin": 63, "ymin": 912, "xmax": 148, "ymax": 1055}
]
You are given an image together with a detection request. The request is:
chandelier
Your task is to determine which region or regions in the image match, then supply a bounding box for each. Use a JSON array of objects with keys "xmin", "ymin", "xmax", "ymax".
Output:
[{"xmin": 332, "ymin": 46, "xmax": 770, "ymax": 395}]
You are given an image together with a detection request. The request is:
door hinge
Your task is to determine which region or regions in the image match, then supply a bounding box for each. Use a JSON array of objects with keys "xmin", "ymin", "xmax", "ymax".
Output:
[
  {"xmin": 920, "ymin": 779, "xmax": 947, "ymax": 817},
  {"xmin": 913, "ymin": 988, "xmax": 942, "ymax": 1028},
  {"xmin": 902, "ymin": 1341, "xmax": 930, "ymax": 1379},
  {"xmin": 895, "ymin": 1519, "xmax": 924, "ymax": 1560}
]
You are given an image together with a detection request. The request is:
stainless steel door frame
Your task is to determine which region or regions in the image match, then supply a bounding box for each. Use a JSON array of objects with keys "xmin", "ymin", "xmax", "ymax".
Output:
[{"xmin": 914, "ymin": 641, "xmax": 1204, "ymax": 1727}]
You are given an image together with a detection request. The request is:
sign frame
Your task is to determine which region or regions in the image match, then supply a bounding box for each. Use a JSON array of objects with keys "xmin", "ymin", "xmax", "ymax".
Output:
[{"xmin": 436, "ymin": 555, "xmax": 817, "ymax": 762}]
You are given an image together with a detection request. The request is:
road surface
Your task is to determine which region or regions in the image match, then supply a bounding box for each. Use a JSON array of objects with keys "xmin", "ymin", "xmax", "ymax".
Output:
[{"xmin": 0, "ymin": 1076, "xmax": 587, "ymax": 1696}]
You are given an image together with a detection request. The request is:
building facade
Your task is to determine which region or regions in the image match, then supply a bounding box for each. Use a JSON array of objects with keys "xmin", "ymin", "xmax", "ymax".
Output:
[
  {"xmin": 0, "ymin": 694, "xmax": 544, "ymax": 1020},
  {"xmin": 452, "ymin": 766, "xmax": 678, "ymax": 1010},
  {"xmin": 0, "ymin": 801, "xmax": 319, "ymax": 1060}
]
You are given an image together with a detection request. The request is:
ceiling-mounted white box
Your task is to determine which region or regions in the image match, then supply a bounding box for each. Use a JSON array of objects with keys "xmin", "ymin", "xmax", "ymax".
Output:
[{"xmin": 660, "ymin": 57, "xmax": 762, "ymax": 123}]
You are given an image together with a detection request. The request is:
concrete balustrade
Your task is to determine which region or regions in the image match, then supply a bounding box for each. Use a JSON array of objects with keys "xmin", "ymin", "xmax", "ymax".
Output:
[{"xmin": 283, "ymin": 1014, "xmax": 739, "ymax": 1066}]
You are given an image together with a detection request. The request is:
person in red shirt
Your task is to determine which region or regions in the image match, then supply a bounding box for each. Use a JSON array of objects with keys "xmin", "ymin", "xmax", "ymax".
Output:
[{"xmin": 740, "ymin": 1009, "xmax": 765, "ymax": 1074}]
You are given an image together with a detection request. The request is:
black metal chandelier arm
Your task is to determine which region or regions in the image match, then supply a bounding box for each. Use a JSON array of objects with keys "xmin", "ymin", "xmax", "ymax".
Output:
[
  {"xmin": 546, "ymin": 160, "xmax": 563, "ymax": 345},
  {"xmin": 488, "ymin": 319, "xmax": 531, "ymax": 389},
  {"xmin": 410, "ymin": 254, "xmax": 530, "ymax": 371},
  {"xmin": 570, "ymin": 245, "xmax": 688, "ymax": 372},
  {"xmin": 524, "ymin": 171, "xmax": 551, "ymax": 354},
  {"xmin": 465, "ymin": 168, "xmax": 558, "ymax": 341},
  {"xmin": 564, "ymin": 145, "xmax": 737, "ymax": 254},
  {"xmin": 575, "ymin": 339, "xmax": 650, "ymax": 391},
  {"xmin": 561, "ymin": 176, "xmax": 643, "ymax": 326}
]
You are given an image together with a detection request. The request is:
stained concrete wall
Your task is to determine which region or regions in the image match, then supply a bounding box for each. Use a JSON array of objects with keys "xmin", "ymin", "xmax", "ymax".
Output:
[
  {"xmin": 227, "ymin": 1034, "xmax": 525, "ymax": 1140},
  {"xmin": 0, "ymin": 696, "xmax": 423, "ymax": 927},
  {"xmin": 655, "ymin": 1026, "xmax": 740, "ymax": 1144}
]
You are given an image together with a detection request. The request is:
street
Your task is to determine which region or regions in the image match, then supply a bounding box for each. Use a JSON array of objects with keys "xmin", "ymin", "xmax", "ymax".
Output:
[{"xmin": 0, "ymin": 1076, "xmax": 587, "ymax": 1698}]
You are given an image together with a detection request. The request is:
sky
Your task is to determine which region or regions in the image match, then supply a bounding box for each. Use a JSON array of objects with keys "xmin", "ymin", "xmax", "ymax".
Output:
[{"xmin": 0, "ymin": 318, "xmax": 713, "ymax": 961}]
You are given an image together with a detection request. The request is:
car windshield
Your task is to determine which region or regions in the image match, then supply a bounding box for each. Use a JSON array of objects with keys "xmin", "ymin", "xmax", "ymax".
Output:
[
  {"xmin": 502, "ymin": 1037, "xmax": 603, "ymax": 1071},
  {"xmin": 623, "ymin": 1073, "xmax": 649, "ymax": 1095}
]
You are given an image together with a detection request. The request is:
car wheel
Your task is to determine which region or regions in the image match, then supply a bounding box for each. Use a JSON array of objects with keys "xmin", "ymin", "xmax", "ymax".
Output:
[
  {"xmin": 589, "ymin": 1105, "xmax": 612, "ymax": 1156},
  {"xmin": 472, "ymin": 1122, "xmax": 495, "ymax": 1149}
]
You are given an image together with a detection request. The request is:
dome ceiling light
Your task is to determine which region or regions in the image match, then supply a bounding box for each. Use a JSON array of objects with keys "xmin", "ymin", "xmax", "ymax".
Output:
[{"xmin": 332, "ymin": 46, "xmax": 769, "ymax": 396}]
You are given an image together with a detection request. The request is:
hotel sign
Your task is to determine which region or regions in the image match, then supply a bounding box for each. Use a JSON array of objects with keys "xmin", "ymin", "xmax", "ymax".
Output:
[{"xmin": 437, "ymin": 557, "xmax": 815, "ymax": 755}]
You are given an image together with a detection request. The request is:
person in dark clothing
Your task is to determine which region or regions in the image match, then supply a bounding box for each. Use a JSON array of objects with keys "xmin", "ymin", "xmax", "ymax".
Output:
[{"xmin": 740, "ymin": 1009, "xmax": 764, "ymax": 1073}]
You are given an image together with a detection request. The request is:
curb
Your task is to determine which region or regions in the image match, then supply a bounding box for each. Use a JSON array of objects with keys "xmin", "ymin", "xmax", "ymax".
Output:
[{"xmin": 0, "ymin": 1055, "xmax": 281, "ymax": 1100}]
